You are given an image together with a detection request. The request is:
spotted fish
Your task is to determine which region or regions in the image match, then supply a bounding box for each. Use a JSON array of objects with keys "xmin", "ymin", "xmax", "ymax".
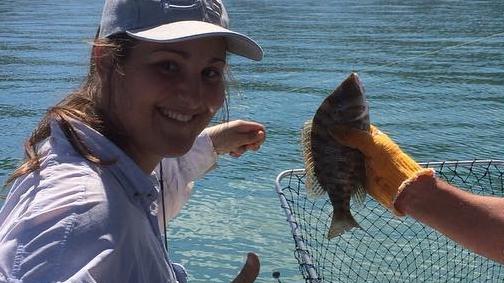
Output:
[{"xmin": 301, "ymin": 72, "xmax": 370, "ymax": 239}]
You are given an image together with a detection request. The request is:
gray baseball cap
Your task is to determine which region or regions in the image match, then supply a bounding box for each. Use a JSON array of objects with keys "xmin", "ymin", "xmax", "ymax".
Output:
[{"xmin": 99, "ymin": 0, "xmax": 263, "ymax": 61}]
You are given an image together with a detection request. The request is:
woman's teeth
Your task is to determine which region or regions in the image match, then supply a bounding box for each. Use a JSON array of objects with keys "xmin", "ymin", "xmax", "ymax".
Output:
[{"xmin": 160, "ymin": 108, "xmax": 193, "ymax": 122}]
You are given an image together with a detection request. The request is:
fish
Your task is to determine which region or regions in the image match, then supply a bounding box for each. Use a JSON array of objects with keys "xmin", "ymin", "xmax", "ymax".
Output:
[{"xmin": 301, "ymin": 72, "xmax": 370, "ymax": 239}]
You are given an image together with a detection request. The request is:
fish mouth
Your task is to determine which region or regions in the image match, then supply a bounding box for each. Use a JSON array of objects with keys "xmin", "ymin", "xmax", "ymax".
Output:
[{"xmin": 349, "ymin": 72, "xmax": 365, "ymax": 94}]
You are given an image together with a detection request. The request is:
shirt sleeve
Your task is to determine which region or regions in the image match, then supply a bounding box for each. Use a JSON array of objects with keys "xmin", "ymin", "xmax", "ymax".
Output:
[
  {"xmin": 0, "ymin": 167, "xmax": 176, "ymax": 283},
  {"xmin": 157, "ymin": 131, "xmax": 218, "ymax": 220},
  {"xmin": 0, "ymin": 168, "xmax": 114, "ymax": 283}
]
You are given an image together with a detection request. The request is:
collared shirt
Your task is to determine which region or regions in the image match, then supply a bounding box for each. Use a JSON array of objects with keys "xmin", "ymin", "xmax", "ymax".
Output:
[{"xmin": 0, "ymin": 119, "xmax": 217, "ymax": 282}]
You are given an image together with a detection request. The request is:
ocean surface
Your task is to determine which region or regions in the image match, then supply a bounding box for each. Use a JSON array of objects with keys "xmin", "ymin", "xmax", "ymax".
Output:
[{"xmin": 1, "ymin": 0, "xmax": 503, "ymax": 282}]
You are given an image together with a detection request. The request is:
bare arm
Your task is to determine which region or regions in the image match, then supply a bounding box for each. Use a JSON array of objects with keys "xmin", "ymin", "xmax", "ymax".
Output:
[{"xmin": 396, "ymin": 173, "xmax": 504, "ymax": 264}]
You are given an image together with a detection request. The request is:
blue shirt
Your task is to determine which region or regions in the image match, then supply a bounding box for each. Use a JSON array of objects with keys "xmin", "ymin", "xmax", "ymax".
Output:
[{"xmin": 0, "ymin": 119, "xmax": 217, "ymax": 282}]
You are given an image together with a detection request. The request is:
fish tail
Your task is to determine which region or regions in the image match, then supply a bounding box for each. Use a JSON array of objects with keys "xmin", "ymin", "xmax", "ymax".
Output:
[{"xmin": 327, "ymin": 210, "xmax": 360, "ymax": 239}]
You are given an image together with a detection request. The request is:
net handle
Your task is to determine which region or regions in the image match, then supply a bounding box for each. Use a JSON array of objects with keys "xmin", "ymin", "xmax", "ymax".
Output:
[{"xmin": 275, "ymin": 169, "xmax": 321, "ymax": 282}]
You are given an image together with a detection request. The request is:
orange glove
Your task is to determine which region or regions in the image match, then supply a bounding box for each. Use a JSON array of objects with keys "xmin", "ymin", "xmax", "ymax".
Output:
[{"xmin": 329, "ymin": 125, "xmax": 434, "ymax": 215}]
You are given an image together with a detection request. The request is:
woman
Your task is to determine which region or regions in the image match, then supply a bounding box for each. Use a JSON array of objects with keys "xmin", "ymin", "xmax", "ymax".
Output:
[{"xmin": 0, "ymin": 0, "xmax": 265, "ymax": 282}]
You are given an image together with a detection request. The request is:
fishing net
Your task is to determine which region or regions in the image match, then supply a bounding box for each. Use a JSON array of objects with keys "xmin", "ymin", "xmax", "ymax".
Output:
[{"xmin": 274, "ymin": 160, "xmax": 504, "ymax": 282}]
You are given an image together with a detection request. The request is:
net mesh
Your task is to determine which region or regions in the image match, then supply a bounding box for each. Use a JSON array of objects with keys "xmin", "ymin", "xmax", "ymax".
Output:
[{"xmin": 274, "ymin": 160, "xmax": 504, "ymax": 282}]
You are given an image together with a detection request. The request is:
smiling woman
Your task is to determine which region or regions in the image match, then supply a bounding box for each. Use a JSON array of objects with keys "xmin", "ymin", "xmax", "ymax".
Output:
[
  {"xmin": 105, "ymin": 38, "xmax": 228, "ymax": 171},
  {"xmin": 0, "ymin": 0, "xmax": 264, "ymax": 282}
]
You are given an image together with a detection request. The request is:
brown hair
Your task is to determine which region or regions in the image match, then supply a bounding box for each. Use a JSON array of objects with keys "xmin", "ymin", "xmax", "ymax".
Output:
[
  {"xmin": 4, "ymin": 33, "xmax": 138, "ymax": 187},
  {"xmin": 3, "ymin": 32, "xmax": 231, "ymax": 190}
]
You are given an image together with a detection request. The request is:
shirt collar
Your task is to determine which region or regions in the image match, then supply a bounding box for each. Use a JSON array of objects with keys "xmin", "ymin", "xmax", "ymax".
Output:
[{"xmin": 49, "ymin": 118, "xmax": 159, "ymax": 205}]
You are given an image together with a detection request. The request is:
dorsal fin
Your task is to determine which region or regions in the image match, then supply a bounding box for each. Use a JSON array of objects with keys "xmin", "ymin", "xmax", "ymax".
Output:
[{"xmin": 301, "ymin": 120, "xmax": 326, "ymax": 197}]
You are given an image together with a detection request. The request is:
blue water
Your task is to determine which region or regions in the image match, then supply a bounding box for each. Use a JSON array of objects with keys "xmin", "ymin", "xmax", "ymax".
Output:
[{"xmin": 1, "ymin": 1, "xmax": 503, "ymax": 282}]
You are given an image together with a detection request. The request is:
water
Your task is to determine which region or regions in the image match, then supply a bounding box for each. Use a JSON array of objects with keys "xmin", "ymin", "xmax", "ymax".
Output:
[{"xmin": 1, "ymin": 1, "xmax": 503, "ymax": 282}]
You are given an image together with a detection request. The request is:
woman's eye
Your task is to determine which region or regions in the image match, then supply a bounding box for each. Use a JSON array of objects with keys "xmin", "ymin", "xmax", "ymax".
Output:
[
  {"xmin": 157, "ymin": 61, "xmax": 179, "ymax": 73},
  {"xmin": 202, "ymin": 68, "xmax": 222, "ymax": 80}
]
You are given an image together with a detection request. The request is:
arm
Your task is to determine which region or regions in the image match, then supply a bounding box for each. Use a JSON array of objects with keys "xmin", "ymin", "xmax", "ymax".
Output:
[
  {"xmin": 396, "ymin": 174, "xmax": 504, "ymax": 264},
  {"xmin": 157, "ymin": 119, "xmax": 266, "ymax": 220},
  {"xmin": 156, "ymin": 132, "xmax": 217, "ymax": 221},
  {"xmin": 169, "ymin": 119, "xmax": 266, "ymax": 184},
  {"xmin": 0, "ymin": 168, "xmax": 170, "ymax": 283},
  {"xmin": 330, "ymin": 125, "xmax": 504, "ymax": 264}
]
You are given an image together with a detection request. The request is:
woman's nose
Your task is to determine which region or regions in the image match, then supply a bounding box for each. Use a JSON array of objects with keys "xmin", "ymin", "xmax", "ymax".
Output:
[{"xmin": 175, "ymin": 75, "xmax": 202, "ymax": 108}]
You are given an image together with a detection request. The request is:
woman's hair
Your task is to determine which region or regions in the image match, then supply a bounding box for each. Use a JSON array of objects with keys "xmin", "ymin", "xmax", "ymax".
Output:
[
  {"xmin": 4, "ymin": 30, "xmax": 231, "ymax": 189},
  {"xmin": 3, "ymin": 32, "xmax": 135, "ymax": 187}
]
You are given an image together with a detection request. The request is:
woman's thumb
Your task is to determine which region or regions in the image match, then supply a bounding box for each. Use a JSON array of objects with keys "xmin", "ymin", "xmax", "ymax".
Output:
[{"xmin": 231, "ymin": 252, "xmax": 260, "ymax": 283}]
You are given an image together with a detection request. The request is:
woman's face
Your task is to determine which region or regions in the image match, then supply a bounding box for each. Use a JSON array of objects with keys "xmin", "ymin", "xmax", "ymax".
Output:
[{"xmin": 106, "ymin": 37, "xmax": 226, "ymax": 172}]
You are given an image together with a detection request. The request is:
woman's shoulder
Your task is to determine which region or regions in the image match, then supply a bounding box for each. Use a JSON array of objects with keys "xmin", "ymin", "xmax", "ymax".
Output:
[
  {"xmin": 0, "ymin": 164, "xmax": 150, "ymax": 282},
  {"xmin": 2, "ymin": 162, "xmax": 106, "ymax": 224}
]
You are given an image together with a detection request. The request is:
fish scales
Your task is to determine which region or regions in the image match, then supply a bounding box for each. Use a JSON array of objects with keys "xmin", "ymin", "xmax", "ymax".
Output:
[{"xmin": 302, "ymin": 72, "xmax": 370, "ymax": 239}]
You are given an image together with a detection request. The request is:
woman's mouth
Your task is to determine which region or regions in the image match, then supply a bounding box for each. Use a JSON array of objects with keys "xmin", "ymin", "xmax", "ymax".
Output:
[{"xmin": 158, "ymin": 108, "xmax": 194, "ymax": 122}]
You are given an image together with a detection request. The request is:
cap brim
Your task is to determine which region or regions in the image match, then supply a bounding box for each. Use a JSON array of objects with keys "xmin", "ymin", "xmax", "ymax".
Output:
[{"xmin": 126, "ymin": 21, "xmax": 263, "ymax": 61}]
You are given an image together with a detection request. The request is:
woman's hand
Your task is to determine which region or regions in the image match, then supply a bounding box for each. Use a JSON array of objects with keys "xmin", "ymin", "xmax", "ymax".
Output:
[{"xmin": 205, "ymin": 120, "xmax": 266, "ymax": 158}]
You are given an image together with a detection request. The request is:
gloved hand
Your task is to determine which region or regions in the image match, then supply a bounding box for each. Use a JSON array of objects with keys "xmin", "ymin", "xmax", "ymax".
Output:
[{"xmin": 328, "ymin": 125, "xmax": 434, "ymax": 215}]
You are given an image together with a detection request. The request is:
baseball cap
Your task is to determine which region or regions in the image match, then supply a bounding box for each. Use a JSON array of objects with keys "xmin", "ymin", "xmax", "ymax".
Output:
[{"xmin": 98, "ymin": 0, "xmax": 263, "ymax": 61}]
